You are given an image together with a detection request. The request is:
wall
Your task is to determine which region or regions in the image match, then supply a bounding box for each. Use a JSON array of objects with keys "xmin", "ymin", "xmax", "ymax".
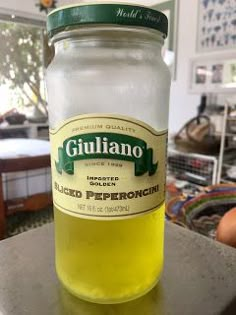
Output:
[
  {"xmin": 169, "ymin": 0, "xmax": 200, "ymax": 134},
  {"xmin": 168, "ymin": 0, "xmax": 234, "ymax": 134},
  {"xmin": 0, "ymin": 0, "xmax": 200, "ymax": 134}
]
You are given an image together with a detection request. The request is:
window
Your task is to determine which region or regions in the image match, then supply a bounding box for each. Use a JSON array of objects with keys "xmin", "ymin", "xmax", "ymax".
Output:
[{"xmin": 0, "ymin": 15, "xmax": 51, "ymax": 118}]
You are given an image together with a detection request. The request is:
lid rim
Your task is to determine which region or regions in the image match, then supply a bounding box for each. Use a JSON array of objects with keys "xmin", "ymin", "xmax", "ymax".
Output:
[{"xmin": 47, "ymin": 3, "xmax": 168, "ymax": 38}]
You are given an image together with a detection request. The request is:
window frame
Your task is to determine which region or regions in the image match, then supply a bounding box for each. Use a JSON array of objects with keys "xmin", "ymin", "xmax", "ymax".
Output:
[{"xmin": 0, "ymin": 7, "xmax": 45, "ymax": 27}]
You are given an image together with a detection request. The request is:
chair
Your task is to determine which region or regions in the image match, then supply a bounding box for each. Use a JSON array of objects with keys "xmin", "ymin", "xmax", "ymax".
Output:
[{"xmin": 0, "ymin": 155, "xmax": 52, "ymax": 239}]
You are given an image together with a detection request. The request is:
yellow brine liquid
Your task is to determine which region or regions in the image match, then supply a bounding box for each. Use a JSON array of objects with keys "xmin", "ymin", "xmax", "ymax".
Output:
[{"xmin": 54, "ymin": 204, "xmax": 165, "ymax": 304}]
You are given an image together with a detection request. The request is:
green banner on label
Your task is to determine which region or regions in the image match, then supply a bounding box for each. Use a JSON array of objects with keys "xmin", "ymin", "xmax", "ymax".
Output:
[{"xmin": 55, "ymin": 132, "xmax": 158, "ymax": 176}]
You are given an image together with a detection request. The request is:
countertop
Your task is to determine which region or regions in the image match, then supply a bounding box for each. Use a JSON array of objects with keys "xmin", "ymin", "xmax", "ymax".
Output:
[{"xmin": 0, "ymin": 222, "xmax": 236, "ymax": 315}]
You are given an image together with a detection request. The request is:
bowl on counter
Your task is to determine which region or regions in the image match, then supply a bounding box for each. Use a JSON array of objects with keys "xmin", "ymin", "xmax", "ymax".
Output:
[
  {"xmin": 5, "ymin": 113, "xmax": 27, "ymax": 125},
  {"xmin": 166, "ymin": 184, "xmax": 236, "ymax": 239}
]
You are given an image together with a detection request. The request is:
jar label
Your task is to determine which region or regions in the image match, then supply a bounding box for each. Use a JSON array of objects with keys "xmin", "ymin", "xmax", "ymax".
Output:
[{"xmin": 50, "ymin": 114, "xmax": 167, "ymax": 219}]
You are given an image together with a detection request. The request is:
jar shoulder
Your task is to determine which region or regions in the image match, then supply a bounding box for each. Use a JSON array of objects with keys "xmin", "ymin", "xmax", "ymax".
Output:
[{"xmin": 47, "ymin": 51, "xmax": 170, "ymax": 83}]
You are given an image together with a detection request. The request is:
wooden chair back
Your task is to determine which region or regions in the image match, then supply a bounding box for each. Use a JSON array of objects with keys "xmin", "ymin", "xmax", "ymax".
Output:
[{"xmin": 0, "ymin": 155, "xmax": 52, "ymax": 239}]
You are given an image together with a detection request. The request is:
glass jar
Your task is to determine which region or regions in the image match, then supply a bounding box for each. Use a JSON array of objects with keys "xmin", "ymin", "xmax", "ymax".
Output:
[{"xmin": 46, "ymin": 3, "xmax": 170, "ymax": 304}]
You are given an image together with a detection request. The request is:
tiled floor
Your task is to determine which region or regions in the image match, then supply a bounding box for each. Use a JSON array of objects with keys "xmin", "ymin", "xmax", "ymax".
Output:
[{"xmin": 7, "ymin": 207, "xmax": 53, "ymax": 238}]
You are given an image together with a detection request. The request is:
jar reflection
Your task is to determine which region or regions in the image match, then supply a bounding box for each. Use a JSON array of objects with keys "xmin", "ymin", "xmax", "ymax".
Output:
[{"xmin": 59, "ymin": 284, "xmax": 165, "ymax": 315}]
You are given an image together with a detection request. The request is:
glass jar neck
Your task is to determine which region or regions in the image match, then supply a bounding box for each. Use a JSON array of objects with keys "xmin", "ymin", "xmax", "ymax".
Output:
[{"xmin": 52, "ymin": 25, "xmax": 164, "ymax": 55}]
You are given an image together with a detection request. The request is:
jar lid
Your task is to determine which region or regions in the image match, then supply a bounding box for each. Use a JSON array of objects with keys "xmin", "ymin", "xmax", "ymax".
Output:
[{"xmin": 47, "ymin": 3, "xmax": 168, "ymax": 38}]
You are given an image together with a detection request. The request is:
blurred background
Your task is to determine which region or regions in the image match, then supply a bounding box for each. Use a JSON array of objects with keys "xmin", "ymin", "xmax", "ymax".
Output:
[{"xmin": 0, "ymin": 0, "xmax": 236, "ymax": 247}]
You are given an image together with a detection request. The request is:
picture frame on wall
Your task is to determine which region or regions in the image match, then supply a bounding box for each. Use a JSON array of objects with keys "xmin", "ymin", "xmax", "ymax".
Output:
[
  {"xmin": 197, "ymin": 0, "xmax": 236, "ymax": 52},
  {"xmin": 152, "ymin": 0, "xmax": 179, "ymax": 80},
  {"xmin": 189, "ymin": 53, "xmax": 236, "ymax": 94}
]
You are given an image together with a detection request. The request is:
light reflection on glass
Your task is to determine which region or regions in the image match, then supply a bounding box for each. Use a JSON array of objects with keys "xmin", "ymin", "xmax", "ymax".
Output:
[{"xmin": 58, "ymin": 284, "xmax": 165, "ymax": 315}]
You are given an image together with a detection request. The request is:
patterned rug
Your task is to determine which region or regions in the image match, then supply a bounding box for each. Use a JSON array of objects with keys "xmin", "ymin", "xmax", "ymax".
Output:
[{"xmin": 7, "ymin": 207, "xmax": 54, "ymax": 238}]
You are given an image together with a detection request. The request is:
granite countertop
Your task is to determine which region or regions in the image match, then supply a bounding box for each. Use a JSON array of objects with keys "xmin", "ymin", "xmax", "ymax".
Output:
[{"xmin": 0, "ymin": 222, "xmax": 236, "ymax": 315}]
